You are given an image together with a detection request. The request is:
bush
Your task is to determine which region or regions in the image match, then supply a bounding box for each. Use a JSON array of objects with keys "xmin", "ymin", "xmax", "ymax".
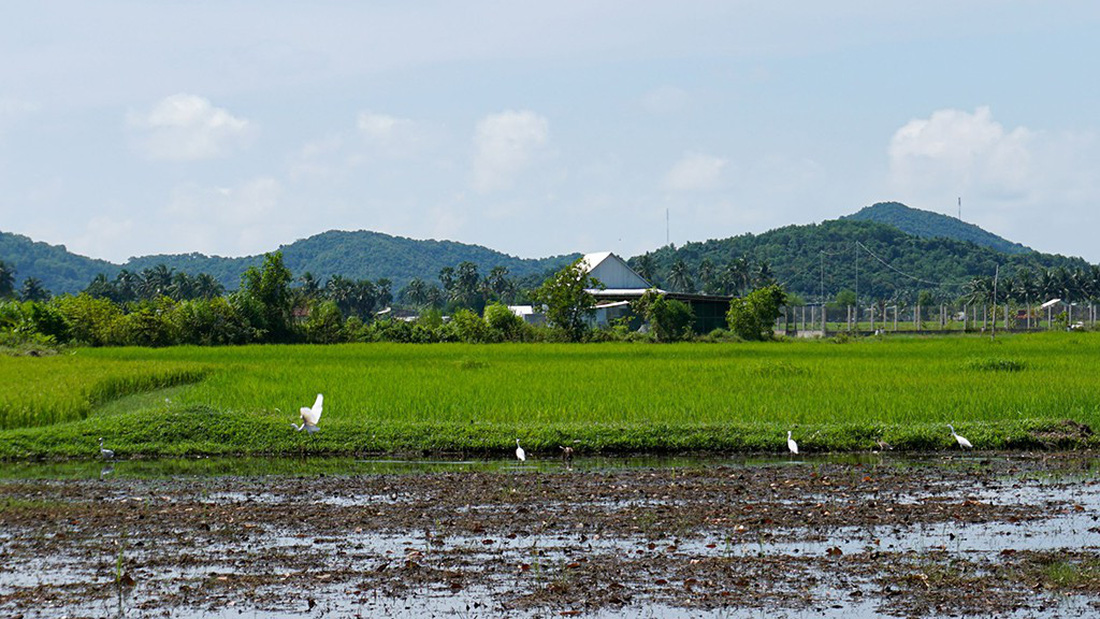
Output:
[
  {"xmin": 484, "ymin": 303, "xmax": 525, "ymax": 342},
  {"xmin": 450, "ymin": 309, "xmax": 491, "ymax": 343},
  {"xmin": 726, "ymin": 285, "xmax": 787, "ymax": 341},
  {"xmin": 632, "ymin": 290, "xmax": 695, "ymax": 342},
  {"xmin": 303, "ymin": 301, "xmax": 346, "ymax": 344}
]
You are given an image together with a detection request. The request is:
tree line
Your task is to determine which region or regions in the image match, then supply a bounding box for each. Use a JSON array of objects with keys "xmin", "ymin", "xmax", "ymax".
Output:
[{"xmin": 1, "ymin": 254, "xmax": 785, "ymax": 348}]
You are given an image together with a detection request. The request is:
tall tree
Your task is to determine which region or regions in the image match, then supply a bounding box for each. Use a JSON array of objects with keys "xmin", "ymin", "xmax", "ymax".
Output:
[
  {"xmin": 723, "ymin": 257, "xmax": 750, "ymax": 296},
  {"xmin": 139, "ymin": 264, "xmax": 174, "ymax": 300},
  {"xmin": 533, "ymin": 259, "xmax": 602, "ymax": 342},
  {"xmin": 194, "ymin": 273, "xmax": 225, "ymax": 300},
  {"xmin": 668, "ymin": 259, "xmax": 694, "ymax": 293},
  {"xmin": 239, "ymin": 252, "xmax": 294, "ymax": 342},
  {"xmin": 0, "ymin": 259, "xmax": 14, "ymax": 298},
  {"xmin": 633, "ymin": 253, "xmax": 656, "ymax": 285},
  {"xmin": 401, "ymin": 278, "xmax": 428, "ymax": 307},
  {"xmin": 19, "ymin": 277, "xmax": 50, "ymax": 302}
]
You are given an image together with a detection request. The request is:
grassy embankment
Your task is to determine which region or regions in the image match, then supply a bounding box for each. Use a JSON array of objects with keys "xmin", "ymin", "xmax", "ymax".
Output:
[{"xmin": 1, "ymin": 332, "xmax": 1098, "ymax": 459}]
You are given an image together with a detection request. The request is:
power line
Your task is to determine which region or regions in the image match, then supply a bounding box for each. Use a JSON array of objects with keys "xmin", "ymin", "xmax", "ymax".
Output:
[{"xmin": 854, "ymin": 240, "xmax": 973, "ymax": 289}]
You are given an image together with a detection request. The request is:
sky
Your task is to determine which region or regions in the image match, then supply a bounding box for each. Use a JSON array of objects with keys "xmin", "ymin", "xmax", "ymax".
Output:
[{"xmin": 3, "ymin": 1, "xmax": 1100, "ymax": 265}]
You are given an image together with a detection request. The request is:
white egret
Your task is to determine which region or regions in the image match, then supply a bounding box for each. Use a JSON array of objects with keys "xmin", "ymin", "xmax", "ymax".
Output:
[
  {"xmin": 292, "ymin": 394, "xmax": 323, "ymax": 434},
  {"xmin": 98, "ymin": 437, "xmax": 114, "ymax": 460},
  {"xmin": 948, "ymin": 424, "xmax": 972, "ymax": 449},
  {"xmin": 515, "ymin": 439, "xmax": 526, "ymax": 462},
  {"xmin": 787, "ymin": 430, "xmax": 798, "ymax": 455}
]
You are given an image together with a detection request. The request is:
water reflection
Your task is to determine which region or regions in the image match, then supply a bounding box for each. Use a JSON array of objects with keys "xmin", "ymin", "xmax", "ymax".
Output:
[{"xmin": 0, "ymin": 452, "xmax": 914, "ymax": 480}]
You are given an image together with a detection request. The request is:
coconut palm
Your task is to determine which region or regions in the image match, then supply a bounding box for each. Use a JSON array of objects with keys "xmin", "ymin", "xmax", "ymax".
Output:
[
  {"xmin": 402, "ymin": 277, "xmax": 429, "ymax": 308},
  {"xmin": 0, "ymin": 260, "xmax": 14, "ymax": 298},
  {"xmin": 668, "ymin": 259, "xmax": 694, "ymax": 293},
  {"xmin": 19, "ymin": 277, "xmax": 50, "ymax": 302},
  {"xmin": 195, "ymin": 273, "xmax": 225, "ymax": 300}
]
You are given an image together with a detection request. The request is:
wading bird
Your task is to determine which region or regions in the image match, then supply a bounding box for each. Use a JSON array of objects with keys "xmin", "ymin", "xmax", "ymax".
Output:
[
  {"xmin": 292, "ymin": 394, "xmax": 323, "ymax": 434},
  {"xmin": 98, "ymin": 437, "xmax": 114, "ymax": 460},
  {"xmin": 948, "ymin": 424, "xmax": 972, "ymax": 449},
  {"xmin": 559, "ymin": 445, "xmax": 574, "ymax": 466},
  {"xmin": 515, "ymin": 439, "xmax": 526, "ymax": 462},
  {"xmin": 787, "ymin": 430, "xmax": 799, "ymax": 455}
]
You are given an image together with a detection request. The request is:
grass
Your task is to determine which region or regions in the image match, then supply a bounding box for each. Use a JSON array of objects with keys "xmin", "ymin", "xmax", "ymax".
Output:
[{"xmin": 3, "ymin": 331, "xmax": 1100, "ymax": 459}]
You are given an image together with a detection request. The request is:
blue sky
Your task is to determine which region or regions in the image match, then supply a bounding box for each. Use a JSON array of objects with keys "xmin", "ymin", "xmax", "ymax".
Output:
[{"xmin": 2, "ymin": 1, "xmax": 1100, "ymax": 264}]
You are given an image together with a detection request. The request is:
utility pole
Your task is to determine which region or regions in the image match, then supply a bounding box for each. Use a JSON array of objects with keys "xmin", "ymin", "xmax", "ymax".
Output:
[
  {"xmin": 991, "ymin": 264, "xmax": 999, "ymax": 340},
  {"xmin": 820, "ymin": 251, "xmax": 826, "ymax": 333},
  {"xmin": 854, "ymin": 242, "xmax": 859, "ymax": 328},
  {"xmin": 958, "ymin": 196, "xmax": 962, "ymax": 220}
]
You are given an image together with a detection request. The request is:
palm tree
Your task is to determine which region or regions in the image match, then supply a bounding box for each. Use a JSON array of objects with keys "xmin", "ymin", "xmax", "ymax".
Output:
[
  {"xmin": 194, "ymin": 273, "xmax": 224, "ymax": 300},
  {"xmin": 297, "ymin": 272, "xmax": 320, "ymax": 300},
  {"xmin": 723, "ymin": 257, "xmax": 750, "ymax": 296},
  {"xmin": 168, "ymin": 272, "xmax": 196, "ymax": 300},
  {"xmin": 699, "ymin": 258, "xmax": 716, "ymax": 294},
  {"xmin": 753, "ymin": 259, "xmax": 775, "ymax": 288},
  {"xmin": 19, "ymin": 278, "xmax": 50, "ymax": 302},
  {"xmin": 139, "ymin": 264, "xmax": 174, "ymax": 300},
  {"xmin": 114, "ymin": 269, "xmax": 137, "ymax": 303},
  {"xmin": 402, "ymin": 277, "xmax": 429, "ymax": 308},
  {"xmin": 668, "ymin": 259, "xmax": 694, "ymax": 293},
  {"xmin": 0, "ymin": 259, "xmax": 14, "ymax": 298},
  {"xmin": 633, "ymin": 253, "xmax": 656, "ymax": 285},
  {"xmin": 963, "ymin": 276, "xmax": 993, "ymax": 306},
  {"xmin": 486, "ymin": 266, "xmax": 514, "ymax": 302}
]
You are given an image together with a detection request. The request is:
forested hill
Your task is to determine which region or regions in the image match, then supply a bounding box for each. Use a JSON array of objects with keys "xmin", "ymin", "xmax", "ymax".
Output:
[
  {"xmin": 841, "ymin": 202, "xmax": 1031, "ymax": 255},
  {"xmin": 0, "ymin": 229, "xmax": 577, "ymax": 295},
  {"xmin": 631, "ymin": 218, "xmax": 1089, "ymax": 304},
  {"xmin": 0, "ymin": 232, "xmax": 117, "ymax": 295}
]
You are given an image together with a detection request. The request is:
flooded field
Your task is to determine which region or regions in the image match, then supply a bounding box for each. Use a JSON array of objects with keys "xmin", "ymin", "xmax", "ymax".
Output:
[{"xmin": 3, "ymin": 453, "xmax": 1100, "ymax": 618}]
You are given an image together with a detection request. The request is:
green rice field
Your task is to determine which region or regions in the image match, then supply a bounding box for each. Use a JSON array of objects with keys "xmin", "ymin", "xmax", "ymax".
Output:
[{"xmin": 3, "ymin": 331, "xmax": 1099, "ymax": 459}]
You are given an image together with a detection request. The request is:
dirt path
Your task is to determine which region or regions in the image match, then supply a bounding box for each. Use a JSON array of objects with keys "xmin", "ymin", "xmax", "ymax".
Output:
[{"xmin": 2, "ymin": 454, "xmax": 1100, "ymax": 617}]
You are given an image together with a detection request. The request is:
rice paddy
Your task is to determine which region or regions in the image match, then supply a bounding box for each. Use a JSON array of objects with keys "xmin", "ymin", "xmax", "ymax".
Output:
[{"xmin": 3, "ymin": 331, "xmax": 1100, "ymax": 458}]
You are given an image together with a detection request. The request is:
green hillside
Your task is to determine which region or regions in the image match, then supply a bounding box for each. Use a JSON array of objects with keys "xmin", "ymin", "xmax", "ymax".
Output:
[
  {"xmin": 632, "ymin": 218, "xmax": 1089, "ymax": 303},
  {"xmin": 842, "ymin": 202, "xmax": 1031, "ymax": 255},
  {"xmin": 1, "ymin": 229, "xmax": 577, "ymax": 296},
  {"xmin": 0, "ymin": 232, "xmax": 117, "ymax": 295}
]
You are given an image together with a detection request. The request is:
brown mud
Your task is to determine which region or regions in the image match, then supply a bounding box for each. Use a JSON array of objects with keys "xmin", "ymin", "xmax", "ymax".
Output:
[{"xmin": 2, "ymin": 453, "xmax": 1100, "ymax": 617}]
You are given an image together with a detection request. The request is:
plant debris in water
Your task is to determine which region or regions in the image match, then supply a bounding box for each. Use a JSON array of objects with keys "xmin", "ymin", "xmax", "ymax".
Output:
[{"xmin": 2, "ymin": 454, "xmax": 1100, "ymax": 617}]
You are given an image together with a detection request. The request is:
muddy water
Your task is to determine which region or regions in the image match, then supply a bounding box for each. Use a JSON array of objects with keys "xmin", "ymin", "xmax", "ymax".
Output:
[{"xmin": 2, "ymin": 453, "xmax": 1100, "ymax": 617}]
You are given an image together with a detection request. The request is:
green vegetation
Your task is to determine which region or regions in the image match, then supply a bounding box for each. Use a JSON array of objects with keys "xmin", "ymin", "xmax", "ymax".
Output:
[
  {"xmin": 842, "ymin": 201, "xmax": 1031, "ymax": 254},
  {"xmin": 3, "ymin": 332, "xmax": 1100, "ymax": 459},
  {"xmin": 0, "ymin": 228, "xmax": 576, "ymax": 296},
  {"xmin": 633, "ymin": 213, "xmax": 1090, "ymax": 304}
]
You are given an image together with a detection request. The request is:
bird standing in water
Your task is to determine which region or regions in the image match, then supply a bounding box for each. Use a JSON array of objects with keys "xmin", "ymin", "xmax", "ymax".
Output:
[
  {"xmin": 98, "ymin": 437, "xmax": 114, "ymax": 460},
  {"xmin": 292, "ymin": 394, "xmax": 323, "ymax": 434},
  {"xmin": 515, "ymin": 439, "xmax": 526, "ymax": 462},
  {"xmin": 948, "ymin": 424, "xmax": 972, "ymax": 449},
  {"xmin": 787, "ymin": 430, "xmax": 799, "ymax": 455}
]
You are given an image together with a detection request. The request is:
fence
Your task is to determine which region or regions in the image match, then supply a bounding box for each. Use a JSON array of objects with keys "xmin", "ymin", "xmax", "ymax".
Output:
[{"xmin": 781, "ymin": 303, "xmax": 1099, "ymax": 336}]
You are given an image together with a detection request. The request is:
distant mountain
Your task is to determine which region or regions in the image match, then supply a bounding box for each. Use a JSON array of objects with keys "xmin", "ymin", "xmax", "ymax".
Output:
[
  {"xmin": 0, "ymin": 232, "xmax": 117, "ymax": 295},
  {"xmin": 841, "ymin": 202, "xmax": 1031, "ymax": 255},
  {"xmin": 632, "ymin": 216, "xmax": 1089, "ymax": 303},
  {"xmin": 0, "ymin": 229, "xmax": 577, "ymax": 296}
]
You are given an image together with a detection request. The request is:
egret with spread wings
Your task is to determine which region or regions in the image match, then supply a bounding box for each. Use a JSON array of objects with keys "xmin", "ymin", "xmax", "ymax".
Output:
[{"xmin": 292, "ymin": 394, "xmax": 324, "ymax": 434}]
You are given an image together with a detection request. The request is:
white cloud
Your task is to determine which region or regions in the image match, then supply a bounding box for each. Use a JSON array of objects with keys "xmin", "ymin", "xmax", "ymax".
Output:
[
  {"xmin": 288, "ymin": 135, "xmax": 346, "ymax": 181},
  {"xmin": 75, "ymin": 215, "xmax": 136, "ymax": 262},
  {"xmin": 162, "ymin": 177, "xmax": 288, "ymax": 255},
  {"xmin": 662, "ymin": 152, "xmax": 729, "ymax": 191},
  {"xmin": 357, "ymin": 110, "xmax": 428, "ymax": 159},
  {"xmin": 472, "ymin": 110, "xmax": 549, "ymax": 193},
  {"xmin": 128, "ymin": 94, "xmax": 254, "ymax": 161},
  {"xmin": 886, "ymin": 107, "xmax": 1100, "ymax": 256},
  {"xmin": 888, "ymin": 106, "xmax": 1033, "ymax": 202}
]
